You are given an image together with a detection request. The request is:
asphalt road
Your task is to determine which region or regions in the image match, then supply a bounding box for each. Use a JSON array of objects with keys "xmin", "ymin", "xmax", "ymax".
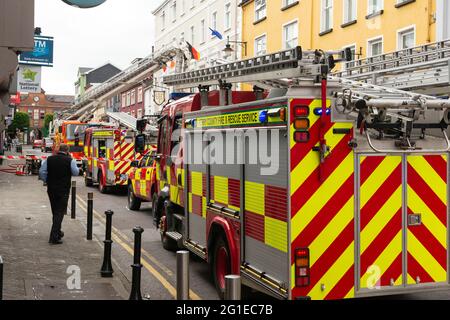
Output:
[{"xmin": 4, "ymin": 146, "xmax": 450, "ymax": 301}]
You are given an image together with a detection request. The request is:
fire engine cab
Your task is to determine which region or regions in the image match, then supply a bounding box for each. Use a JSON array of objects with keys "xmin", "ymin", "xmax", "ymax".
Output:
[
  {"xmin": 83, "ymin": 127, "xmax": 140, "ymax": 193},
  {"xmin": 134, "ymin": 46, "xmax": 450, "ymax": 300}
]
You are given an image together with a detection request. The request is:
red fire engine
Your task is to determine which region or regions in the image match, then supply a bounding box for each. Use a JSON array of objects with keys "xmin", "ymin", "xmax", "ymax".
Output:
[{"xmin": 133, "ymin": 46, "xmax": 450, "ymax": 300}]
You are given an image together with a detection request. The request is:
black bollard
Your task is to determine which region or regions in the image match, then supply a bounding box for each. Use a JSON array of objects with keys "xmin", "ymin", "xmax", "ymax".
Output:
[
  {"xmin": 0, "ymin": 256, "xmax": 3, "ymax": 300},
  {"xmin": 100, "ymin": 210, "xmax": 114, "ymax": 278},
  {"xmin": 71, "ymin": 181, "xmax": 76, "ymax": 219},
  {"xmin": 129, "ymin": 226, "xmax": 144, "ymax": 300},
  {"xmin": 87, "ymin": 193, "xmax": 93, "ymax": 240}
]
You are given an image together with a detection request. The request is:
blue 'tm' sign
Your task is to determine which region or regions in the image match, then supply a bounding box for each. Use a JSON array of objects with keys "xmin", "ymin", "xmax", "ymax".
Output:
[{"xmin": 19, "ymin": 36, "xmax": 54, "ymax": 67}]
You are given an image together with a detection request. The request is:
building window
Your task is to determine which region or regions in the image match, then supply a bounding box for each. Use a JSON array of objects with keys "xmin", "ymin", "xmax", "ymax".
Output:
[
  {"xmin": 368, "ymin": 37, "xmax": 383, "ymax": 56},
  {"xmin": 367, "ymin": 0, "xmax": 383, "ymax": 15},
  {"xmin": 126, "ymin": 92, "xmax": 131, "ymax": 107},
  {"xmin": 33, "ymin": 109, "xmax": 39, "ymax": 121},
  {"xmin": 255, "ymin": 34, "xmax": 267, "ymax": 56},
  {"xmin": 342, "ymin": 44, "xmax": 356, "ymax": 70},
  {"xmin": 40, "ymin": 111, "xmax": 45, "ymax": 120},
  {"xmin": 172, "ymin": 1, "xmax": 177, "ymax": 22},
  {"xmin": 321, "ymin": 0, "xmax": 333, "ymax": 32},
  {"xmin": 180, "ymin": 32, "xmax": 185, "ymax": 44},
  {"xmin": 137, "ymin": 109, "xmax": 143, "ymax": 119},
  {"xmin": 131, "ymin": 90, "xmax": 136, "ymax": 105},
  {"xmin": 212, "ymin": 11, "xmax": 217, "ymax": 32},
  {"xmin": 284, "ymin": 0, "xmax": 297, "ymax": 7},
  {"xmin": 343, "ymin": 0, "xmax": 357, "ymax": 23},
  {"xmin": 200, "ymin": 20, "xmax": 205, "ymax": 43},
  {"xmin": 138, "ymin": 87, "xmax": 143, "ymax": 103},
  {"xmin": 161, "ymin": 11, "xmax": 166, "ymax": 30},
  {"xmin": 121, "ymin": 93, "xmax": 126, "ymax": 108},
  {"xmin": 398, "ymin": 27, "xmax": 415, "ymax": 49},
  {"xmin": 181, "ymin": 0, "xmax": 185, "ymax": 15},
  {"xmin": 225, "ymin": 3, "xmax": 231, "ymax": 30},
  {"xmin": 191, "ymin": 25, "xmax": 195, "ymax": 44},
  {"xmin": 255, "ymin": 0, "xmax": 266, "ymax": 22},
  {"xmin": 283, "ymin": 21, "xmax": 298, "ymax": 49}
]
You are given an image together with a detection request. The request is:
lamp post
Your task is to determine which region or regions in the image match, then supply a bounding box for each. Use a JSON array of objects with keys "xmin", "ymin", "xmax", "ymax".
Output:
[{"xmin": 223, "ymin": 36, "xmax": 247, "ymax": 61}]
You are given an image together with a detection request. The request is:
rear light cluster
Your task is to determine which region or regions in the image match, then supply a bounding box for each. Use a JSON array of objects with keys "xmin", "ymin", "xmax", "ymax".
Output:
[
  {"xmin": 293, "ymin": 106, "xmax": 310, "ymax": 143},
  {"xmin": 295, "ymin": 248, "xmax": 310, "ymax": 287}
]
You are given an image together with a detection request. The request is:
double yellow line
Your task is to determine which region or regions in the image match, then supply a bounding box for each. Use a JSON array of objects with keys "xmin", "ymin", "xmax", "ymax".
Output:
[{"xmin": 76, "ymin": 195, "xmax": 201, "ymax": 300}]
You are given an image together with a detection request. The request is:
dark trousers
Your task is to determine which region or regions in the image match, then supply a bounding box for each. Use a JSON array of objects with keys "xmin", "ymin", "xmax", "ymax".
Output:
[{"xmin": 48, "ymin": 191, "xmax": 69, "ymax": 242}]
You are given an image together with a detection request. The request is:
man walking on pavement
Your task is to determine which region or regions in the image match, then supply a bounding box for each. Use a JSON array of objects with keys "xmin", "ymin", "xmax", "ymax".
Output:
[{"xmin": 39, "ymin": 143, "xmax": 82, "ymax": 244}]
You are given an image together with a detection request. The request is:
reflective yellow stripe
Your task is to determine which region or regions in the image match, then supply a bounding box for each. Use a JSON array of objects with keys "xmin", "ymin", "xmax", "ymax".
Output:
[
  {"xmin": 191, "ymin": 172, "xmax": 203, "ymax": 196},
  {"xmin": 407, "ymin": 187, "xmax": 447, "ymax": 249},
  {"xmin": 408, "ymin": 156, "xmax": 446, "ymax": 203},
  {"xmin": 360, "ymin": 232, "xmax": 402, "ymax": 289},
  {"xmin": 408, "ymin": 233, "xmax": 447, "ymax": 282},
  {"xmin": 291, "ymin": 152, "xmax": 353, "ymax": 239},
  {"xmin": 214, "ymin": 176, "xmax": 228, "ymax": 205},
  {"xmin": 265, "ymin": 217, "xmax": 287, "ymax": 253},
  {"xmin": 245, "ymin": 181, "xmax": 265, "ymax": 215}
]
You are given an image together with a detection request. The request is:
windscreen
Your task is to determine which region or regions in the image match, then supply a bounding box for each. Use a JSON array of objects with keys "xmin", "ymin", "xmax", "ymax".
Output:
[{"xmin": 66, "ymin": 124, "xmax": 88, "ymax": 141}]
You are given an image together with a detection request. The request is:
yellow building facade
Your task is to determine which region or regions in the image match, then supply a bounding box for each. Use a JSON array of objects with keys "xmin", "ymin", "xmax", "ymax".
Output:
[{"xmin": 241, "ymin": 0, "xmax": 438, "ymax": 62}]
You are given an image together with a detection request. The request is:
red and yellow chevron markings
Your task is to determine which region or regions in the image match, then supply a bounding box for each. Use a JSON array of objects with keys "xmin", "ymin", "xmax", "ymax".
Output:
[
  {"xmin": 359, "ymin": 156, "xmax": 403, "ymax": 290},
  {"xmin": 290, "ymin": 98, "xmax": 355, "ymax": 300},
  {"xmin": 407, "ymin": 155, "xmax": 447, "ymax": 284}
]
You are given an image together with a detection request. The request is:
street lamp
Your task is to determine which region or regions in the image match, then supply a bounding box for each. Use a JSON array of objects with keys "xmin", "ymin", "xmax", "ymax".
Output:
[
  {"xmin": 61, "ymin": 0, "xmax": 107, "ymax": 8},
  {"xmin": 223, "ymin": 36, "xmax": 247, "ymax": 58}
]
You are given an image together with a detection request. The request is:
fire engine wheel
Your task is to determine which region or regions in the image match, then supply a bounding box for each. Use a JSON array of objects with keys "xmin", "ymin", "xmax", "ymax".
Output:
[
  {"xmin": 159, "ymin": 205, "xmax": 177, "ymax": 251},
  {"xmin": 85, "ymin": 175, "xmax": 93, "ymax": 187},
  {"xmin": 211, "ymin": 236, "xmax": 231, "ymax": 299},
  {"xmin": 98, "ymin": 172, "xmax": 109, "ymax": 194},
  {"xmin": 128, "ymin": 184, "xmax": 141, "ymax": 211}
]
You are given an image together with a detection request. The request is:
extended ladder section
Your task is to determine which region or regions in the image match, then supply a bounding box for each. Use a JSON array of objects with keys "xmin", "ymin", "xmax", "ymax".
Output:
[
  {"xmin": 163, "ymin": 46, "xmax": 352, "ymax": 90},
  {"xmin": 332, "ymin": 39, "xmax": 450, "ymax": 95},
  {"xmin": 64, "ymin": 46, "xmax": 186, "ymax": 120},
  {"xmin": 106, "ymin": 112, "xmax": 137, "ymax": 131}
]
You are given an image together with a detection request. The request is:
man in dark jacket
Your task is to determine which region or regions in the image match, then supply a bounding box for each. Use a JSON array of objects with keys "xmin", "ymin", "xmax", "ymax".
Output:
[{"xmin": 39, "ymin": 144, "xmax": 81, "ymax": 244}]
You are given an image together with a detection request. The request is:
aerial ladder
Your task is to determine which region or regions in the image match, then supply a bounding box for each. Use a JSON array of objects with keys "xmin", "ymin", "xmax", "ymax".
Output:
[
  {"xmin": 163, "ymin": 45, "xmax": 450, "ymax": 155},
  {"xmin": 62, "ymin": 46, "xmax": 187, "ymax": 123},
  {"xmin": 332, "ymin": 38, "xmax": 450, "ymax": 96}
]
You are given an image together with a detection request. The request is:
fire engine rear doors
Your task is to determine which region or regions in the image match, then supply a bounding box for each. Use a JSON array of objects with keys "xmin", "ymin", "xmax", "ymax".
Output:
[{"xmin": 356, "ymin": 154, "xmax": 448, "ymax": 296}]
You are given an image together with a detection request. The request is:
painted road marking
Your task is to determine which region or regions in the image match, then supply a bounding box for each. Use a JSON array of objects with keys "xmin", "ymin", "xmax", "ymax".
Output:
[{"xmin": 76, "ymin": 195, "xmax": 202, "ymax": 300}]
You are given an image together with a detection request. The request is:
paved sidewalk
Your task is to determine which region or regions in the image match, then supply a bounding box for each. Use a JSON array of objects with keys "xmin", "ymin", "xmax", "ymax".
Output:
[{"xmin": 0, "ymin": 171, "xmax": 129, "ymax": 300}]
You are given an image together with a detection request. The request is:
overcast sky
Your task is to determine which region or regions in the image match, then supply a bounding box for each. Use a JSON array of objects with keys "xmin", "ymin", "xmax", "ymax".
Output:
[{"xmin": 35, "ymin": 0, "xmax": 160, "ymax": 96}]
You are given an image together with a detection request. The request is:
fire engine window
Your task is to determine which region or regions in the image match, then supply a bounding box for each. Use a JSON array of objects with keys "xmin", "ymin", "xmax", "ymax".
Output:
[
  {"xmin": 158, "ymin": 118, "xmax": 168, "ymax": 154},
  {"xmin": 140, "ymin": 155, "xmax": 149, "ymax": 168},
  {"xmin": 98, "ymin": 140, "xmax": 106, "ymax": 158},
  {"xmin": 171, "ymin": 114, "xmax": 183, "ymax": 152}
]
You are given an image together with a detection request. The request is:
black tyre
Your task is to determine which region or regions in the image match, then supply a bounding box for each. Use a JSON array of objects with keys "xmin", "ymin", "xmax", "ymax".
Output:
[
  {"xmin": 85, "ymin": 174, "xmax": 93, "ymax": 187},
  {"xmin": 211, "ymin": 235, "xmax": 231, "ymax": 300},
  {"xmin": 128, "ymin": 183, "xmax": 141, "ymax": 211},
  {"xmin": 98, "ymin": 172, "xmax": 108, "ymax": 194},
  {"xmin": 158, "ymin": 199, "xmax": 177, "ymax": 251}
]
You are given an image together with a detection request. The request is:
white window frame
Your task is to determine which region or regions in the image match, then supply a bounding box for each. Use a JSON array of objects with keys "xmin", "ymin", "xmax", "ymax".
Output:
[
  {"xmin": 397, "ymin": 25, "xmax": 416, "ymax": 50},
  {"xmin": 254, "ymin": 33, "xmax": 267, "ymax": 56},
  {"xmin": 343, "ymin": 0, "xmax": 357, "ymax": 24},
  {"xmin": 200, "ymin": 19, "xmax": 206, "ymax": 43},
  {"xmin": 225, "ymin": 3, "xmax": 232, "ymax": 31},
  {"xmin": 255, "ymin": 0, "xmax": 266, "ymax": 22},
  {"xmin": 172, "ymin": 1, "xmax": 177, "ymax": 22},
  {"xmin": 341, "ymin": 43, "xmax": 357, "ymax": 71},
  {"xmin": 130, "ymin": 89, "xmax": 136, "ymax": 106},
  {"xmin": 367, "ymin": 0, "xmax": 383, "ymax": 15},
  {"xmin": 190, "ymin": 25, "xmax": 195, "ymax": 45},
  {"xmin": 320, "ymin": 0, "xmax": 334, "ymax": 32},
  {"xmin": 283, "ymin": 0, "xmax": 297, "ymax": 8},
  {"xmin": 367, "ymin": 35, "xmax": 383, "ymax": 57},
  {"xmin": 137, "ymin": 87, "xmax": 143, "ymax": 103},
  {"xmin": 161, "ymin": 11, "xmax": 166, "ymax": 30},
  {"xmin": 211, "ymin": 11, "xmax": 218, "ymax": 35},
  {"xmin": 282, "ymin": 19, "xmax": 299, "ymax": 49}
]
